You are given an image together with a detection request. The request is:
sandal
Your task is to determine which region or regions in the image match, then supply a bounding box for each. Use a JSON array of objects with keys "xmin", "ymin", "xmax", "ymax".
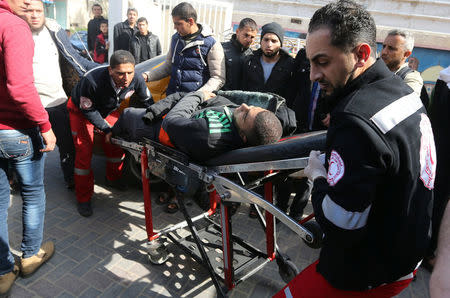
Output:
[
  {"xmin": 166, "ymin": 202, "xmax": 179, "ymax": 214},
  {"xmin": 156, "ymin": 192, "xmax": 170, "ymax": 205}
]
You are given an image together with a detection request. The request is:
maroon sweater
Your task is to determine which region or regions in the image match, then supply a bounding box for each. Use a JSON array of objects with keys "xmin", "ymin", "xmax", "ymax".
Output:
[{"xmin": 0, "ymin": 1, "xmax": 51, "ymax": 132}]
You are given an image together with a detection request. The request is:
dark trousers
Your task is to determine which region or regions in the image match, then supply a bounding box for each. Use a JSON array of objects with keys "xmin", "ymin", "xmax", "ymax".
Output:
[
  {"xmin": 275, "ymin": 177, "xmax": 312, "ymax": 217},
  {"xmin": 46, "ymin": 102, "xmax": 75, "ymax": 183}
]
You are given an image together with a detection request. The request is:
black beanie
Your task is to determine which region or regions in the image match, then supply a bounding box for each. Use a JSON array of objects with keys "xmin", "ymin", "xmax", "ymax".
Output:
[{"xmin": 261, "ymin": 22, "xmax": 284, "ymax": 45}]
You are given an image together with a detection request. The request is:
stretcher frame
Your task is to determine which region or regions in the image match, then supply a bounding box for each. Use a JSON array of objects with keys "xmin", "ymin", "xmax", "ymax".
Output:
[{"xmin": 112, "ymin": 134, "xmax": 324, "ymax": 296}]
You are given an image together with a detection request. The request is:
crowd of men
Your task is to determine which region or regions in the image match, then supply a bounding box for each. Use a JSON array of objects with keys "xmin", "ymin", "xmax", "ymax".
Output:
[{"xmin": 0, "ymin": 0, "xmax": 448, "ymax": 296}]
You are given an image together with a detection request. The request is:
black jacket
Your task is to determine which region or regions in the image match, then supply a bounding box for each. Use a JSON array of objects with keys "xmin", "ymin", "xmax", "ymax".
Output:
[
  {"xmin": 286, "ymin": 48, "xmax": 328, "ymax": 132},
  {"xmin": 221, "ymin": 34, "xmax": 253, "ymax": 90},
  {"xmin": 241, "ymin": 48, "xmax": 294, "ymax": 99},
  {"xmin": 129, "ymin": 32, "xmax": 162, "ymax": 64},
  {"xmin": 87, "ymin": 16, "xmax": 106, "ymax": 52},
  {"xmin": 71, "ymin": 66, "xmax": 152, "ymax": 133},
  {"xmin": 113, "ymin": 20, "xmax": 138, "ymax": 52},
  {"xmin": 312, "ymin": 59, "xmax": 435, "ymax": 290}
]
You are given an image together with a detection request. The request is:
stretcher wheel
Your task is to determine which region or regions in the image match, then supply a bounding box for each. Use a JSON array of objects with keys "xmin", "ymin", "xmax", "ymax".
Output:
[
  {"xmin": 124, "ymin": 152, "xmax": 162, "ymax": 185},
  {"xmin": 302, "ymin": 220, "xmax": 323, "ymax": 249},
  {"xmin": 147, "ymin": 240, "xmax": 169, "ymax": 265},
  {"xmin": 277, "ymin": 257, "xmax": 299, "ymax": 284}
]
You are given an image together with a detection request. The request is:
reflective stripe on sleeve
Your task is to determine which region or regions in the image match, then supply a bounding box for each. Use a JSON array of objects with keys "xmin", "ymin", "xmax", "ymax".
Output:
[
  {"xmin": 322, "ymin": 195, "xmax": 371, "ymax": 230},
  {"xmin": 106, "ymin": 157, "xmax": 124, "ymax": 163},
  {"xmin": 370, "ymin": 93, "xmax": 422, "ymax": 134},
  {"xmin": 74, "ymin": 168, "xmax": 90, "ymax": 175}
]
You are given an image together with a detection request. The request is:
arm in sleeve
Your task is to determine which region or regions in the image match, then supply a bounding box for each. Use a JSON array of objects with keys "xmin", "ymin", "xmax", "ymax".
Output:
[
  {"xmin": 404, "ymin": 71, "xmax": 424, "ymax": 96},
  {"xmin": 57, "ymin": 28, "xmax": 98, "ymax": 71},
  {"xmin": 87, "ymin": 20, "xmax": 95, "ymax": 52},
  {"xmin": 134, "ymin": 76, "xmax": 153, "ymax": 107},
  {"xmin": 76, "ymin": 79, "xmax": 112, "ymax": 133},
  {"xmin": 3, "ymin": 24, "xmax": 51, "ymax": 132},
  {"xmin": 162, "ymin": 92, "xmax": 210, "ymax": 160},
  {"xmin": 113, "ymin": 24, "xmax": 120, "ymax": 52},
  {"xmin": 129, "ymin": 38, "xmax": 140, "ymax": 64},
  {"xmin": 156, "ymin": 38, "xmax": 162, "ymax": 56},
  {"xmin": 198, "ymin": 41, "xmax": 225, "ymax": 92},
  {"xmin": 144, "ymin": 41, "xmax": 172, "ymax": 81},
  {"xmin": 95, "ymin": 37, "xmax": 107, "ymax": 56},
  {"xmin": 311, "ymin": 117, "xmax": 389, "ymax": 247}
]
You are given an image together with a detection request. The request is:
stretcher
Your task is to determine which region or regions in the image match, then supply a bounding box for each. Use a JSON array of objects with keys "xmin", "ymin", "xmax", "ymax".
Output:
[{"xmin": 111, "ymin": 130, "xmax": 326, "ymax": 296}]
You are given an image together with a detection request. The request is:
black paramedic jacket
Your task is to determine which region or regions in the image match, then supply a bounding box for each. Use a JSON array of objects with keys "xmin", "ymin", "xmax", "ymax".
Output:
[
  {"xmin": 71, "ymin": 65, "xmax": 152, "ymax": 133},
  {"xmin": 312, "ymin": 59, "xmax": 435, "ymax": 290}
]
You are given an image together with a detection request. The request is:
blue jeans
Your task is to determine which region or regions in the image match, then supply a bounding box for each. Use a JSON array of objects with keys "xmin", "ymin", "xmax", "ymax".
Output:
[{"xmin": 0, "ymin": 128, "xmax": 46, "ymax": 275}]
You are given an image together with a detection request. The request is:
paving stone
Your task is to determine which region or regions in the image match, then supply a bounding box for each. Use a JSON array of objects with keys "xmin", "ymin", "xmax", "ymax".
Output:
[
  {"xmin": 56, "ymin": 291, "xmax": 76, "ymax": 298},
  {"xmin": 53, "ymin": 274, "xmax": 90, "ymax": 296},
  {"xmin": 82, "ymin": 269, "xmax": 114, "ymax": 291},
  {"xmin": 98, "ymin": 283, "xmax": 126, "ymax": 298},
  {"xmin": 121, "ymin": 280, "xmax": 148, "ymax": 297},
  {"xmin": 70, "ymin": 254, "xmax": 102, "ymax": 277},
  {"xmin": 78, "ymin": 287, "xmax": 102, "ymax": 298},
  {"xmin": 9, "ymin": 283, "xmax": 35, "ymax": 297},
  {"xmin": 28, "ymin": 279, "xmax": 64, "ymax": 298},
  {"xmin": 45, "ymin": 259, "xmax": 78, "ymax": 282},
  {"xmin": 60, "ymin": 245, "xmax": 90, "ymax": 262}
]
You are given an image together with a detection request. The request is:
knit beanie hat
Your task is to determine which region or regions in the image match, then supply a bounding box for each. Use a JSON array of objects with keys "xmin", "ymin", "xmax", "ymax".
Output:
[{"xmin": 261, "ymin": 22, "xmax": 284, "ymax": 45}]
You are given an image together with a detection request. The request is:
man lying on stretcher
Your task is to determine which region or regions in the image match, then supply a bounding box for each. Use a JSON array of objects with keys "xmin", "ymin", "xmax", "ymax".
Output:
[{"xmin": 106, "ymin": 90, "xmax": 296, "ymax": 161}]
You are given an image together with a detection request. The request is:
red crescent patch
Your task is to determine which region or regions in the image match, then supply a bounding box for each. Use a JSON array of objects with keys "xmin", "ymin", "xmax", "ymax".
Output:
[
  {"xmin": 327, "ymin": 150, "xmax": 345, "ymax": 186},
  {"xmin": 419, "ymin": 113, "xmax": 436, "ymax": 189},
  {"xmin": 80, "ymin": 96, "xmax": 92, "ymax": 110}
]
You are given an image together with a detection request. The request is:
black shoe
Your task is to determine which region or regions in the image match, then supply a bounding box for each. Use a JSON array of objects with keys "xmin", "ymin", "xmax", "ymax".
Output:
[
  {"xmin": 105, "ymin": 177, "xmax": 128, "ymax": 191},
  {"xmin": 77, "ymin": 202, "xmax": 92, "ymax": 217},
  {"xmin": 289, "ymin": 213, "xmax": 303, "ymax": 223}
]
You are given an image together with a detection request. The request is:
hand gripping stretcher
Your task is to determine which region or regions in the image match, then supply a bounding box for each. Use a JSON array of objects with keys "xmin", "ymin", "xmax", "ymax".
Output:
[{"xmin": 111, "ymin": 130, "xmax": 326, "ymax": 296}]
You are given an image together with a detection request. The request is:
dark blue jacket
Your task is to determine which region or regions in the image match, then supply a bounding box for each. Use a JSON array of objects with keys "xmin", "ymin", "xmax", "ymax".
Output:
[
  {"xmin": 72, "ymin": 66, "xmax": 152, "ymax": 133},
  {"xmin": 166, "ymin": 25, "xmax": 216, "ymax": 95},
  {"xmin": 46, "ymin": 18, "xmax": 98, "ymax": 77}
]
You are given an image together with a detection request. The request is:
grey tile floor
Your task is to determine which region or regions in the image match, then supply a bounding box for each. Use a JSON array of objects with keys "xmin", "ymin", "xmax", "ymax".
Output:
[{"xmin": 6, "ymin": 150, "xmax": 431, "ymax": 297}]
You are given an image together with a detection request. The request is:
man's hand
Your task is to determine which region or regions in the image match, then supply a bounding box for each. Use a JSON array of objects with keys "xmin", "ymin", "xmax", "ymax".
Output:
[
  {"xmin": 321, "ymin": 113, "xmax": 330, "ymax": 127},
  {"xmin": 202, "ymin": 91, "xmax": 216, "ymax": 101},
  {"xmin": 40, "ymin": 129, "xmax": 56, "ymax": 152},
  {"xmin": 304, "ymin": 150, "xmax": 327, "ymax": 181},
  {"xmin": 142, "ymin": 72, "xmax": 148, "ymax": 82},
  {"xmin": 105, "ymin": 132, "xmax": 112, "ymax": 144}
]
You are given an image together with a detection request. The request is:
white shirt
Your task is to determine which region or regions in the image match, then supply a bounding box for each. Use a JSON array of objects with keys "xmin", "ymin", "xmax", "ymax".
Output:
[{"xmin": 32, "ymin": 26, "xmax": 67, "ymax": 108}]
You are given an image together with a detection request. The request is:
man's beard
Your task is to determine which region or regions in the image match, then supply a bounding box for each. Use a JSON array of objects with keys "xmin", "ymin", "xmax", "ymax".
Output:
[{"xmin": 262, "ymin": 49, "xmax": 279, "ymax": 58}]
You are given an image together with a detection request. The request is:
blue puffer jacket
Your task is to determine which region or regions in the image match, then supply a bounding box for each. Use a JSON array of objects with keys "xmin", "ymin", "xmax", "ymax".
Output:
[
  {"xmin": 45, "ymin": 18, "xmax": 98, "ymax": 77},
  {"xmin": 166, "ymin": 25, "xmax": 216, "ymax": 95}
]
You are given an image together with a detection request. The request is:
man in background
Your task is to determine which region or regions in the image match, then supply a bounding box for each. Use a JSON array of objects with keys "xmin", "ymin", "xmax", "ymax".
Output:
[
  {"xmin": 142, "ymin": 2, "xmax": 225, "ymax": 95},
  {"xmin": 129, "ymin": 16, "xmax": 161, "ymax": 64},
  {"xmin": 381, "ymin": 29, "xmax": 423, "ymax": 96},
  {"xmin": 22, "ymin": 0, "xmax": 98, "ymax": 189},
  {"xmin": 113, "ymin": 7, "xmax": 138, "ymax": 52},
  {"xmin": 241, "ymin": 22, "xmax": 295, "ymax": 100},
  {"xmin": 221, "ymin": 18, "xmax": 257, "ymax": 90},
  {"xmin": 87, "ymin": 3, "xmax": 106, "ymax": 56}
]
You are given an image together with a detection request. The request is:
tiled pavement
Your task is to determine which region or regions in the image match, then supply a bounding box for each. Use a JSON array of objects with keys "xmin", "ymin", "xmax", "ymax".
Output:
[{"xmin": 6, "ymin": 151, "xmax": 431, "ymax": 297}]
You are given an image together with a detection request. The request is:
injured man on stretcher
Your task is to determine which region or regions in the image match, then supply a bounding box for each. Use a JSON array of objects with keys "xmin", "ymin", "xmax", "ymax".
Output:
[{"xmin": 106, "ymin": 90, "xmax": 297, "ymax": 161}]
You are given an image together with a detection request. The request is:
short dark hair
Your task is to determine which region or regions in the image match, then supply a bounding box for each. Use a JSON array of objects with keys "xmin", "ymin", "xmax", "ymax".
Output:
[
  {"xmin": 99, "ymin": 19, "xmax": 108, "ymax": 26},
  {"xmin": 127, "ymin": 8, "xmax": 138, "ymax": 15},
  {"xmin": 171, "ymin": 2, "xmax": 197, "ymax": 22},
  {"xmin": 238, "ymin": 18, "xmax": 257, "ymax": 31},
  {"xmin": 308, "ymin": 0, "xmax": 377, "ymax": 56},
  {"xmin": 137, "ymin": 17, "xmax": 148, "ymax": 24},
  {"xmin": 248, "ymin": 111, "xmax": 282, "ymax": 146},
  {"xmin": 109, "ymin": 50, "xmax": 135, "ymax": 69},
  {"xmin": 92, "ymin": 3, "xmax": 102, "ymax": 11}
]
